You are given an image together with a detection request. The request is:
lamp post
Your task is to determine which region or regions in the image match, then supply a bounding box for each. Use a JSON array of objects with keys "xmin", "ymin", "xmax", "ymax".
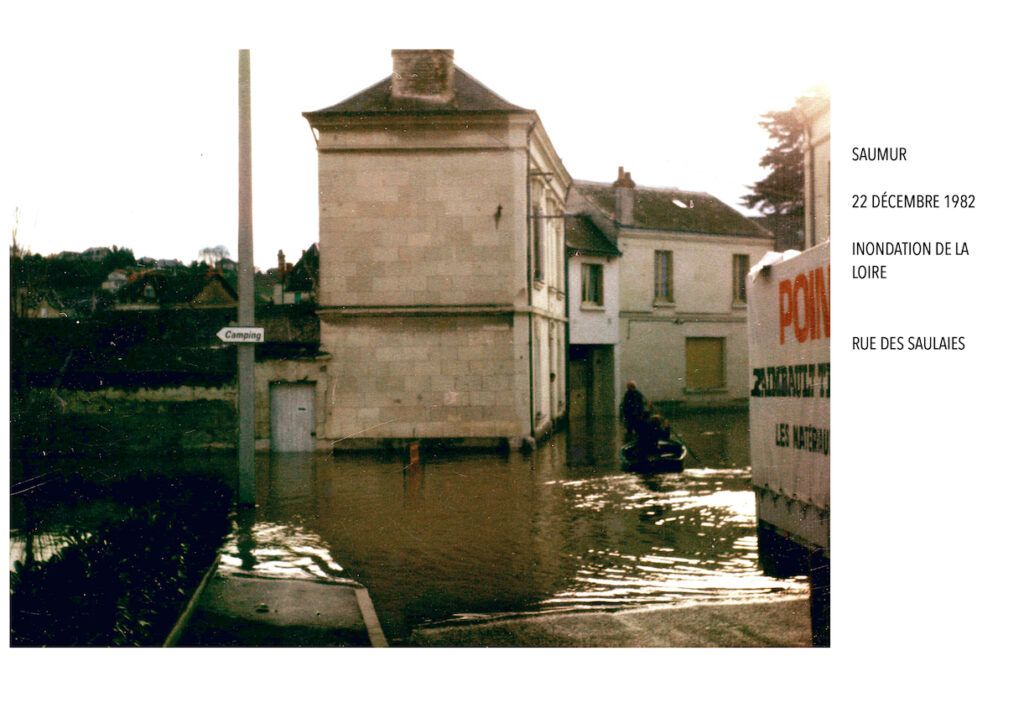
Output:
[{"xmin": 237, "ymin": 49, "xmax": 256, "ymax": 506}]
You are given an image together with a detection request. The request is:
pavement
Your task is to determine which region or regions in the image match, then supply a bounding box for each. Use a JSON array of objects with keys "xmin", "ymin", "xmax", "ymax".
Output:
[
  {"xmin": 175, "ymin": 571, "xmax": 811, "ymax": 648},
  {"xmin": 409, "ymin": 598, "xmax": 812, "ymax": 647},
  {"xmin": 176, "ymin": 572, "xmax": 388, "ymax": 647}
]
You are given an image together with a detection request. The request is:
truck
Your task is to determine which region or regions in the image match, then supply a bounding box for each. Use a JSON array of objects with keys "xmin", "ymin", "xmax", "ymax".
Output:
[{"xmin": 746, "ymin": 241, "xmax": 830, "ymax": 646}]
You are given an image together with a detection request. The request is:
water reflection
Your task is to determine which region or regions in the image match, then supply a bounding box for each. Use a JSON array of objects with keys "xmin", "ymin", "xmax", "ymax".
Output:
[
  {"xmin": 538, "ymin": 469, "xmax": 804, "ymax": 613},
  {"xmin": 9, "ymin": 497, "xmax": 126, "ymax": 572},
  {"xmin": 9, "ymin": 530, "xmax": 72, "ymax": 571},
  {"xmin": 9, "ymin": 452, "xmax": 237, "ymax": 573},
  {"xmin": 219, "ymin": 515, "xmax": 354, "ymax": 582},
  {"xmin": 216, "ymin": 456, "xmax": 358, "ymax": 583},
  {"xmin": 238, "ymin": 411, "xmax": 805, "ymax": 643}
]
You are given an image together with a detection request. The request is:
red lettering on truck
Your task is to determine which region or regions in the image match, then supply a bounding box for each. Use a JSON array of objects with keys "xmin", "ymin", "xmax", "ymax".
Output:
[{"xmin": 779, "ymin": 264, "xmax": 830, "ymax": 345}]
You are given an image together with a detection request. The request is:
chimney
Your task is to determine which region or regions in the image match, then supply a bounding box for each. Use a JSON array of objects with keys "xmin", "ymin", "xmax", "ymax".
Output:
[
  {"xmin": 391, "ymin": 49, "xmax": 455, "ymax": 102},
  {"xmin": 277, "ymin": 249, "xmax": 286, "ymax": 282},
  {"xmin": 613, "ymin": 166, "xmax": 636, "ymax": 226}
]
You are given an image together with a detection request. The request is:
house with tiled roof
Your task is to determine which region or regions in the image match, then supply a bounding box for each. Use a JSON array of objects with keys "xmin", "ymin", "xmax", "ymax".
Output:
[
  {"xmin": 567, "ymin": 167, "xmax": 774, "ymax": 407},
  {"xmin": 102, "ymin": 269, "xmax": 130, "ymax": 293},
  {"xmin": 81, "ymin": 247, "xmax": 112, "ymax": 262},
  {"xmin": 302, "ymin": 49, "xmax": 570, "ymax": 450},
  {"xmin": 14, "ymin": 288, "xmax": 68, "ymax": 319},
  {"xmin": 272, "ymin": 243, "xmax": 319, "ymax": 305},
  {"xmin": 115, "ymin": 269, "xmax": 237, "ymax": 310}
]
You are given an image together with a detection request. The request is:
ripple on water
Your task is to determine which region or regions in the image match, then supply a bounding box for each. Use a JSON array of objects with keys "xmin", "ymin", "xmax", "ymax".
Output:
[
  {"xmin": 531, "ymin": 467, "xmax": 808, "ymax": 616},
  {"xmin": 229, "ymin": 419, "xmax": 809, "ymax": 640},
  {"xmin": 218, "ymin": 521, "xmax": 356, "ymax": 584}
]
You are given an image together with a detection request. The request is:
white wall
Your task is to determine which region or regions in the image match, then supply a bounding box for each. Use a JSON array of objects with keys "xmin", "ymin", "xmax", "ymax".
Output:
[
  {"xmin": 620, "ymin": 318, "xmax": 751, "ymax": 402},
  {"xmin": 568, "ymin": 254, "xmax": 619, "ymax": 345},
  {"xmin": 618, "ymin": 231, "xmax": 772, "ymax": 313},
  {"xmin": 616, "ymin": 230, "xmax": 773, "ymax": 404},
  {"xmin": 806, "ymin": 108, "xmax": 831, "ymax": 248}
]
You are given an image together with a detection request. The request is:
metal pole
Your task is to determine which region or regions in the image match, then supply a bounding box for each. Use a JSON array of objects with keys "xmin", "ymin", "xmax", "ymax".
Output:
[{"xmin": 237, "ymin": 49, "xmax": 256, "ymax": 506}]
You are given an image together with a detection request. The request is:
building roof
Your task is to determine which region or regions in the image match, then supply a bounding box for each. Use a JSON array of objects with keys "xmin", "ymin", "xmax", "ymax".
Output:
[
  {"xmin": 285, "ymin": 243, "xmax": 319, "ymax": 293},
  {"xmin": 121, "ymin": 270, "xmax": 237, "ymax": 307},
  {"xmin": 565, "ymin": 214, "xmax": 620, "ymax": 257},
  {"xmin": 572, "ymin": 180, "xmax": 772, "ymax": 239},
  {"xmin": 303, "ymin": 67, "xmax": 530, "ymax": 120}
]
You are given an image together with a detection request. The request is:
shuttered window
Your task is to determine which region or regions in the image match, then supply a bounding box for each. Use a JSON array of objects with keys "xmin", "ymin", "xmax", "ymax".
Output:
[{"xmin": 686, "ymin": 337, "xmax": 725, "ymax": 389}]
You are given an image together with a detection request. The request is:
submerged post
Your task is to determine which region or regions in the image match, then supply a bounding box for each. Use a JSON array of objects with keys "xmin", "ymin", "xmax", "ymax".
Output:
[{"xmin": 237, "ymin": 49, "xmax": 256, "ymax": 506}]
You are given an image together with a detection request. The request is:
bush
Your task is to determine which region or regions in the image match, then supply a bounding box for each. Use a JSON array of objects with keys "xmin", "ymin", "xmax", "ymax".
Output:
[{"xmin": 10, "ymin": 471, "xmax": 233, "ymax": 647}]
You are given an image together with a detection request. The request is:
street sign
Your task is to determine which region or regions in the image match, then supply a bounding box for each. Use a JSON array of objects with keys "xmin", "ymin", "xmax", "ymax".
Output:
[{"xmin": 217, "ymin": 326, "xmax": 264, "ymax": 343}]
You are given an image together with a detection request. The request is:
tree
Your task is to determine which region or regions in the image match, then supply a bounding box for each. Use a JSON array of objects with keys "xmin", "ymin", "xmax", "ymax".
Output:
[
  {"xmin": 102, "ymin": 246, "xmax": 136, "ymax": 272},
  {"xmin": 199, "ymin": 245, "xmax": 230, "ymax": 267},
  {"xmin": 11, "ymin": 207, "xmax": 25, "ymax": 258},
  {"xmin": 742, "ymin": 92, "xmax": 827, "ymax": 217}
]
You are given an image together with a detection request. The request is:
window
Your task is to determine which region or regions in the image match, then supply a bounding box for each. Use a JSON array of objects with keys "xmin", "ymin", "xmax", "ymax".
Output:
[
  {"xmin": 654, "ymin": 250, "xmax": 673, "ymax": 302},
  {"xmin": 686, "ymin": 337, "xmax": 725, "ymax": 390},
  {"xmin": 733, "ymin": 254, "xmax": 750, "ymax": 305},
  {"xmin": 581, "ymin": 263, "xmax": 604, "ymax": 306},
  {"xmin": 532, "ymin": 202, "xmax": 545, "ymax": 282},
  {"xmin": 552, "ymin": 207, "xmax": 564, "ymax": 290}
]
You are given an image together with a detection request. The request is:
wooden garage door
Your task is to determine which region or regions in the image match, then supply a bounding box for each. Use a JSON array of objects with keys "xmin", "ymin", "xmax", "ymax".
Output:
[
  {"xmin": 569, "ymin": 357, "xmax": 590, "ymax": 420},
  {"xmin": 686, "ymin": 337, "xmax": 725, "ymax": 390},
  {"xmin": 270, "ymin": 382, "xmax": 315, "ymax": 452}
]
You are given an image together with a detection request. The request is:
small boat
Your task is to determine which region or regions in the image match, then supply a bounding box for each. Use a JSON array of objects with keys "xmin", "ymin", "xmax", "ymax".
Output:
[{"xmin": 620, "ymin": 438, "xmax": 688, "ymax": 473}]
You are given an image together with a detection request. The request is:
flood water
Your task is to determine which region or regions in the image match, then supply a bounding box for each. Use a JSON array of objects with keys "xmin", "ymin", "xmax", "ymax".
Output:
[
  {"xmin": 11, "ymin": 411, "xmax": 807, "ymax": 644},
  {"xmin": 220, "ymin": 410, "xmax": 807, "ymax": 643}
]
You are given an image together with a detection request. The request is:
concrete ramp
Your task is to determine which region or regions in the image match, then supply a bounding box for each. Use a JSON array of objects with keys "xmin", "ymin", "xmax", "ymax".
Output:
[
  {"xmin": 178, "ymin": 573, "xmax": 387, "ymax": 647},
  {"xmin": 409, "ymin": 598, "xmax": 810, "ymax": 647}
]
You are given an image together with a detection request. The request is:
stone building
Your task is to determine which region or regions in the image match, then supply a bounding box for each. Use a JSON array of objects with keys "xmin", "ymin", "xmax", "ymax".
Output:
[
  {"xmin": 565, "ymin": 212, "xmax": 620, "ymax": 419},
  {"xmin": 303, "ymin": 50, "xmax": 570, "ymax": 449},
  {"xmin": 569, "ymin": 168, "xmax": 774, "ymax": 407}
]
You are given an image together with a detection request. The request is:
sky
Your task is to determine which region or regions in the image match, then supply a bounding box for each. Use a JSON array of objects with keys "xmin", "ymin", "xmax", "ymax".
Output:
[{"xmin": 1, "ymin": 2, "xmax": 829, "ymax": 272}]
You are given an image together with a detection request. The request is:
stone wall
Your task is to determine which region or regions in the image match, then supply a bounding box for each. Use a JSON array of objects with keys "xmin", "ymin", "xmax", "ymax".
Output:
[
  {"xmin": 317, "ymin": 149, "xmax": 521, "ymax": 308},
  {"xmin": 13, "ymin": 386, "xmax": 237, "ymax": 456},
  {"xmin": 320, "ymin": 314, "xmax": 530, "ymax": 447},
  {"xmin": 14, "ymin": 359, "xmax": 334, "ymax": 455},
  {"xmin": 312, "ymin": 112, "xmax": 569, "ymax": 447}
]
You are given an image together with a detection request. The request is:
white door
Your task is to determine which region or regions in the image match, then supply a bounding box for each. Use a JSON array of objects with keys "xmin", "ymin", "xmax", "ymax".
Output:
[{"xmin": 270, "ymin": 382, "xmax": 315, "ymax": 452}]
